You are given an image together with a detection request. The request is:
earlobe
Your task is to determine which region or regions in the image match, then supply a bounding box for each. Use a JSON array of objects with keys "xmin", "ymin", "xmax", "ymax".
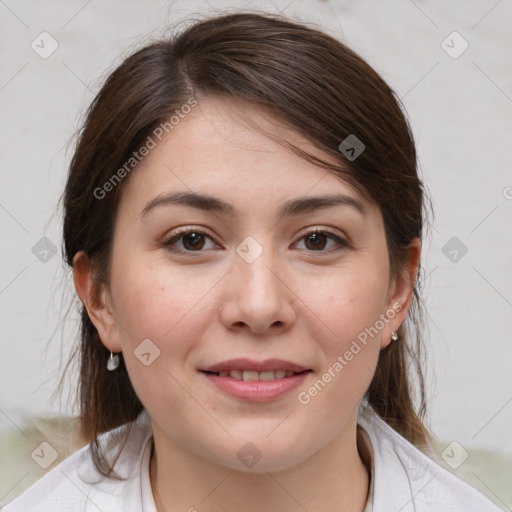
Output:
[{"xmin": 72, "ymin": 251, "xmax": 122, "ymax": 352}]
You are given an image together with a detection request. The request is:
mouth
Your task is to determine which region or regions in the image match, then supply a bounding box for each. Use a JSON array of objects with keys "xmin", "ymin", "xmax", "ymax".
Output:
[
  {"xmin": 200, "ymin": 369, "xmax": 312, "ymax": 381},
  {"xmin": 198, "ymin": 358, "xmax": 313, "ymax": 379},
  {"xmin": 198, "ymin": 358, "xmax": 313, "ymax": 402}
]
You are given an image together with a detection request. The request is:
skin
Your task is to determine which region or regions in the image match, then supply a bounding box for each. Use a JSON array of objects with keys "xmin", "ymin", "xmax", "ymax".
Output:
[{"xmin": 74, "ymin": 95, "xmax": 420, "ymax": 512}]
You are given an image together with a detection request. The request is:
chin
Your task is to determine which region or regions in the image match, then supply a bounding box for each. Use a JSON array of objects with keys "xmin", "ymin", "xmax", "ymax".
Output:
[
  {"xmin": 224, "ymin": 452, "xmax": 305, "ymax": 474},
  {"xmin": 204, "ymin": 437, "xmax": 310, "ymax": 474}
]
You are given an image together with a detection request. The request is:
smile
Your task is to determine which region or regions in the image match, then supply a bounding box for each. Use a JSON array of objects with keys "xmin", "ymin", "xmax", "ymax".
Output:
[
  {"xmin": 203, "ymin": 369, "xmax": 309, "ymax": 380},
  {"xmin": 199, "ymin": 369, "xmax": 312, "ymax": 402}
]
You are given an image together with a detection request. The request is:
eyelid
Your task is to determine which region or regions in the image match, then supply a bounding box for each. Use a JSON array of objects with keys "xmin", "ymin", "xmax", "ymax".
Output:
[
  {"xmin": 295, "ymin": 225, "xmax": 347, "ymax": 241},
  {"xmin": 165, "ymin": 225, "xmax": 216, "ymax": 240}
]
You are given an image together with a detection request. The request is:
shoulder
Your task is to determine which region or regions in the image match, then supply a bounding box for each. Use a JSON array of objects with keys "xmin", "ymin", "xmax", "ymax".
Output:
[
  {"xmin": 357, "ymin": 403, "xmax": 503, "ymax": 512},
  {"xmin": 1, "ymin": 411, "xmax": 152, "ymax": 512}
]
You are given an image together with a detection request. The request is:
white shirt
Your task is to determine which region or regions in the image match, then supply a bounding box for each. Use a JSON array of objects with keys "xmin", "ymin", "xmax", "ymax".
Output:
[{"xmin": 2, "ymin": 404, "xmax": 503, "ymax": 512}]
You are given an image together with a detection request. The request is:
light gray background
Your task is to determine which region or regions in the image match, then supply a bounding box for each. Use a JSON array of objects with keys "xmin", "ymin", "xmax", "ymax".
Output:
[{"xmin": 1, "ymin": 0, "xmax": 511, "ymax": 470}]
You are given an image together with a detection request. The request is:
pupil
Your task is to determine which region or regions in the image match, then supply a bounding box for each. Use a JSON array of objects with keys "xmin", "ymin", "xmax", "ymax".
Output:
[
  {"xmin": 306, "ymin": 233, "xmax": 326, "ymax": 250},
  {"xmin": 184, "ymin": 232, "xmax": 204, "ymax": 250}
]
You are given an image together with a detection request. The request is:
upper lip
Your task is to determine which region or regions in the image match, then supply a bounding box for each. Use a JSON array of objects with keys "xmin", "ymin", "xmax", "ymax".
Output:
[{"xmin": 200, "ymin": 358, "xmax": 311, "ymax": 373}]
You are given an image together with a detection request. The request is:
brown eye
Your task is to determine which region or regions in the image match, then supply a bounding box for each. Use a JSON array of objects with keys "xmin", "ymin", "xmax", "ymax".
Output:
[
  {"xmin": 182, "ymin": 232, "xmax": 205, "ymax": 250},
  {"xmin": 295, "ymin": 230, "xmax": 347, "ymax": 252},
  {"xmin": 304, "ymin": 232, "xmax": 328, "ymax": 250},
  {"xmin": 163, "ymin": 230, "xmax": 219, "ymax": 253}
]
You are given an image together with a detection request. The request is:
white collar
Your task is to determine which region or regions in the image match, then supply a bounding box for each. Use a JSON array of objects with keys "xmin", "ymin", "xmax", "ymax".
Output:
[{"xmin": 138, "ymin": 411, "xmax": 376, "ymax": 512}]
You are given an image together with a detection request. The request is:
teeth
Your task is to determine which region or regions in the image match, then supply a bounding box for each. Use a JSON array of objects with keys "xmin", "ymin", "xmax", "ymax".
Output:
[
  {"xmin": 229, "ymin": 369, "xmax": 243, "ymax": 380},
  {"xmin": 243, "ymin": 371, "xmax": 259, "ymax": 382},
  {"xmin": 215, "ymin": 369, "xmax": 302, "ymax": 380}
]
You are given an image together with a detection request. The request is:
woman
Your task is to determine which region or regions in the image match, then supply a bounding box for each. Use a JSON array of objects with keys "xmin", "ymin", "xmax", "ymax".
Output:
[{"xmin": 3, "ymin": 12, "xmax": 502, "ymax": 512}]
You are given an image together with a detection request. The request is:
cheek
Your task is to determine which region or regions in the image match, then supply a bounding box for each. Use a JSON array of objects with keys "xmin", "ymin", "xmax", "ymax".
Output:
[
  {"xmin": 307, "ymin": 266, "xmax": 388, "ymax": 344},
  {"xmin": 112, "ymin": 257, "xmax": 215, "ymax": 342},
  {"xmin": 110, "ymin": 260, "xmax": 213, "ymax": 414},
  {"xmin": 110, "ymin": 257, "xmax": 224, "ymax": 406},
  {"xmin": 298, "ymin": 267, "xmax": 386, "ymax": 403}
]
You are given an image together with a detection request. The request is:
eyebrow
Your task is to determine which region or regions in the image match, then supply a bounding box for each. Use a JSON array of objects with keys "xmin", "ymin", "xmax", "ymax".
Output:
[{"xmin": 140, "ymin": 191, "xmax": 367, "ymax": 219}]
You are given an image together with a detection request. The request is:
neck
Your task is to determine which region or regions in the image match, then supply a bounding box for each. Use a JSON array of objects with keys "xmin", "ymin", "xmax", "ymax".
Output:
[{"xmin": 150, "ymin": 414, "xmax": 371, "ymax": 512}]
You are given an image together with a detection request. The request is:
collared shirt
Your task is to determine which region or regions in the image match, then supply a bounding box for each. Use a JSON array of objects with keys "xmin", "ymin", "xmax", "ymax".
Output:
[{"xmin": 2, "ymin": 405, "xmax": 503, "ymax": 511}]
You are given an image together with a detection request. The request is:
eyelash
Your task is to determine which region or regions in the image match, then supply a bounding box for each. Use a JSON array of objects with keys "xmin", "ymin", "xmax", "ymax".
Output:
[{"xmin": 162, "ymin": 227, "xmax": 348, "ymax": 255}]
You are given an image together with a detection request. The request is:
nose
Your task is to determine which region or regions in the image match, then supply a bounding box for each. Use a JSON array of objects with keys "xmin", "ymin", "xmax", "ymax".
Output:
[{"xmin": 220, "ymin": 246, "xmax": 296, "ymax": 335}]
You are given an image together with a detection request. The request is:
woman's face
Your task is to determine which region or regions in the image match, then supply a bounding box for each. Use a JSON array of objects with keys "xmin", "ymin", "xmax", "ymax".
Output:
[{"xmin": 77, "ymin": 95, "xmax": 418, "ymax": 472}]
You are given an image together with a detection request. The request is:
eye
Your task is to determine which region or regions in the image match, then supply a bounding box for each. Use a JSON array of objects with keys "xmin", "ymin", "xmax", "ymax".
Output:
[
  {"xmin": 163, "ymin": 229, "xmax": 220, "ymax": 253},
  {"xmin": 162, "ymin": 227, "xmax": 347, "ymax": 254},
  {"xmin": 293, "ymin": 229, "xmax": 348, "ymax": 252}
]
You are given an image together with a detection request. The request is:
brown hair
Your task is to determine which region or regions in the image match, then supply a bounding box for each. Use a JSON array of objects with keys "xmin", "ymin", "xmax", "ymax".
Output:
[{"xmin": 61, "ymin": 11, "xmax": 433, "ymax": 477}]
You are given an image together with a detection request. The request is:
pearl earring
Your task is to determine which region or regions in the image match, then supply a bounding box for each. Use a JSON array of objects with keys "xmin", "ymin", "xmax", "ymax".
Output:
[
  {"xmin": 391, "ymin": 331, "xmax": 399, "ymax": 342},
  {"xmin": 107, "ymin": 351, "xmax": 120, "ymax": 371}
]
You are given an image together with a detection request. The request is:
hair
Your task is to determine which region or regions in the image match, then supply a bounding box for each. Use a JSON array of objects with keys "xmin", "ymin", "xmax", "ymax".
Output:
[{"xmin": 61, "ymin": 11, "xmax": 434, "ymax": 478}]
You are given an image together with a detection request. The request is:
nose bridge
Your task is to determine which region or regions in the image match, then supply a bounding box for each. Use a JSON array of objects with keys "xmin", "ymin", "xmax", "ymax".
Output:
[
  {"xmin": 223, "ymin": 235, "xmax": 294, "ymax": 332},
  {"xmin": 237, "ymin": 237, "xmax": 281, "ymax": 303},
  {"xmin": 239, "ymin": 246, "xmax": 278, "ymax": 297}
]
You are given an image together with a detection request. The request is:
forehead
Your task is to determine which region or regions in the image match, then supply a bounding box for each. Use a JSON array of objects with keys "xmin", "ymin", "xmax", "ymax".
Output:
[{"xmin": 117, "ymin": 96, "xmax": 374, "ymax": 218}]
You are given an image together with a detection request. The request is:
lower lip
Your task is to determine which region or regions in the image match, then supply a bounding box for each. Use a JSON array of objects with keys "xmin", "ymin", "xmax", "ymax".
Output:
[{"xmin": 200, "ymin": 371, "xmax": 311, "ymax": 402}]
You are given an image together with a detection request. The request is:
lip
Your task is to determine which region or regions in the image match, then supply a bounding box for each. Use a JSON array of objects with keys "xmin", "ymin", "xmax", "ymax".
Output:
[
  {"xmin": 200, "ymin": 371, "xmax": 311, "ymax": 402},
  {"xmin": 199, "ymin": 358, "xmax": 310, "ymax": 373}
]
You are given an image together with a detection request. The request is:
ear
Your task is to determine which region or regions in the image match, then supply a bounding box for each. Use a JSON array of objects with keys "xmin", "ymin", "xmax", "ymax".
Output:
[
  {"xmin": 72, "ymin": 251, "xmax": 122, "ymax": 353},
  {"xmin": 380, "ymin": 237, "xmax": 421, "ymax": 349}
]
